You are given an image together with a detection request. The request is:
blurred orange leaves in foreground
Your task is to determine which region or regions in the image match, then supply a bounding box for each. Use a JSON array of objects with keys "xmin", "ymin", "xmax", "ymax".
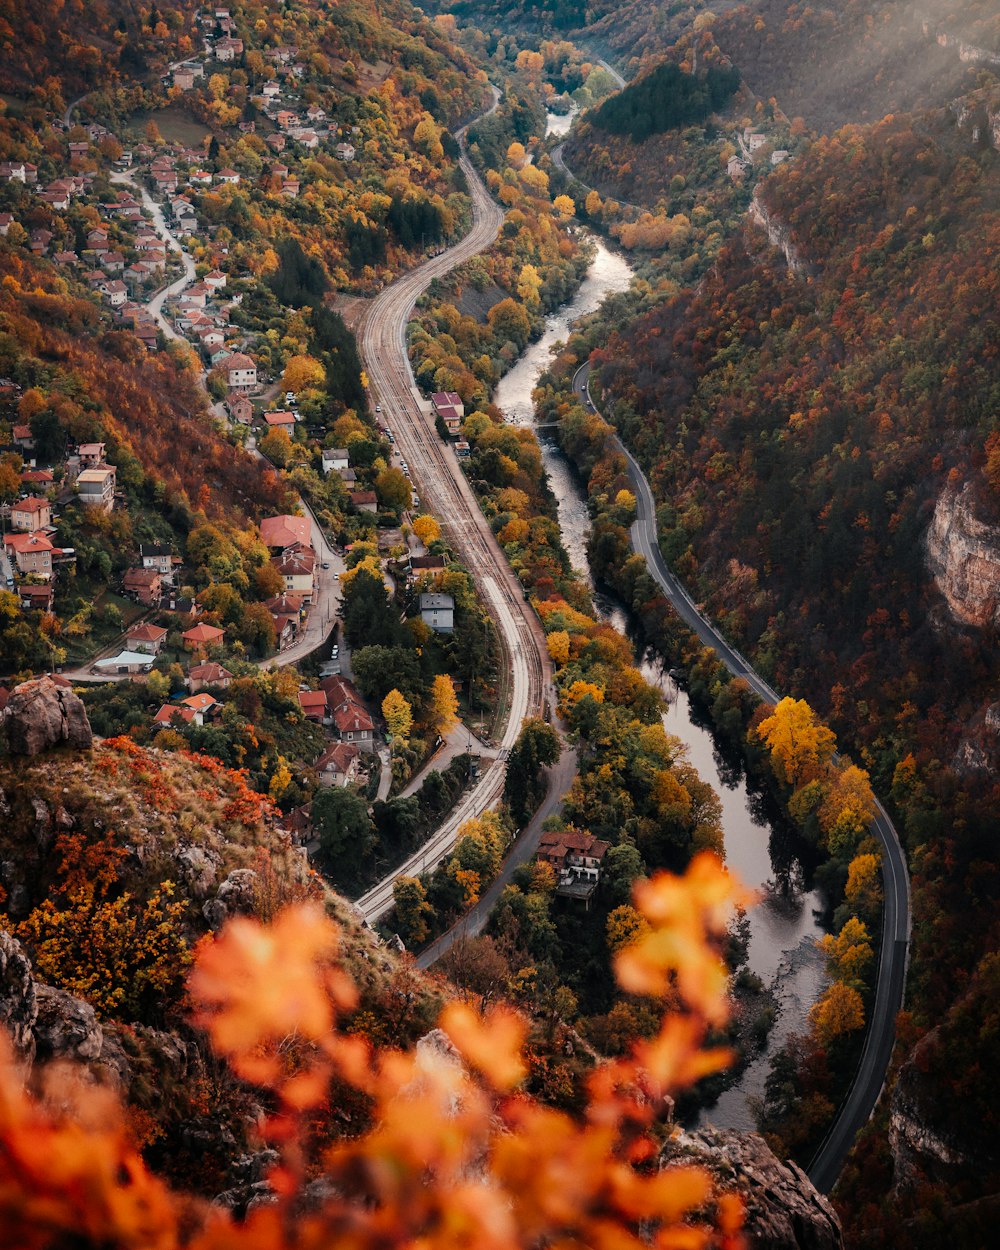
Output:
[{"xmin": 0, "ymin": 853, "xmax": 751, "ymax": 1250}]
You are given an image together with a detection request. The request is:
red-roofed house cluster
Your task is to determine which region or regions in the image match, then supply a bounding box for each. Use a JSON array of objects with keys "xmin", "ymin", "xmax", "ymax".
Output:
[{"xmin": 537, "ymin": 829, "xmax": 611, "ymax": 905}]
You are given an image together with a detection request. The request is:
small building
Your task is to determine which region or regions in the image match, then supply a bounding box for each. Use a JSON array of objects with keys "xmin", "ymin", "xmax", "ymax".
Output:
[
  {"xmin": 272, "ymin": 542, "xmax": 315, "ymax": 599},
  {"xmin": 259, "ymin": 513, "xmax": 311, "ymax": 551},
  {"xmin": 335, "ymin": 142, "xmax": 355, "ymax": 162},
  {"xmin": 77, "ymin": 466, "xmax": 116, "ymax": 511},
  {"xmin": 187, "ymin": 661, "xmax": 233, "ymax": 693},
  {"xmin": 78, "ymin": 442, "xmax": 106, "ymax": 468},
  {"xmin": 10, "ymin": 496, "xmax": 51, "ymax": 531},
  {"xmin": 182, "ymin": 622, "xmax": 225, "ymax": 651},
  {"xmin": 349, "ymin": 490, "xmax": 377, "ymax": 514},
  {"xmin": 182, "ymin": 692, "xmax": 219, "ymax": 719},
  {"xmin": 770, "ymin": 149, "xmax": 790, "ymax": 166},
  {"xmin": 17, "ymin": 582, "xmax": 55, "ymax": 612},
  {"xmin": 123, "ymin": 567, "xmax": 162, "ymax": 605},
  {"xmin": 263, "ymin": 410, "xmax": 296, "ymax": 430},
  {"xmin": 332, "ymin": 699, "xmax": 375, "ymax": 750},
  {"xmin": 95, "ymin": 650, "xmax": 155, "ymax": 675},
  {"xmin": 140, "ymin": 544, "xmax": 175, "ymax": 576},
  {"xmin": 227, "ymin": 393, "xmax": 253, "ymax": 423},
  {"xmin": 153, "ymin": 702, "xmax": 199, "ymax": 727},
  {"xmin": 321, "ymin": 447, "xmax": 349, "ymax": 474},
  {"xmin": 226, "ymin": 352, "xmax": 257, "ymax": 392},
  {"xmin": 537, "ymin": 829, "xmax": 610, "ymax": 904},
  {"xmin": 215, "ymin": 168, "xmax": 240, "ymax": 185},
  {"xmin": 315, "ymin": 741, "xmax": 360, "ymax": 788},
  {"xmin": 4, "ymin": 531, "xmax": 54, "ymax": 576},
  {"xmin": 419, "ymin": 592, "xmax": 455, "ymax": 633},
  {"xmin": 298, "ymin": 689, "xmax": 328, "ymax": 723},
  {"xmin": 100, "ymin": 279, "xmax": 128, "ymax": 308},
  {"xmin": 126, "ymin": 622, "xmax": 168, "ymax": 654}
]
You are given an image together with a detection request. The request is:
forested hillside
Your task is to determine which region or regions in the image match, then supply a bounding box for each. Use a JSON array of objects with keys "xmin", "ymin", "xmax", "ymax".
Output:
[{"xmin": 590, "ymin": 93, "xmax": 1000, "ymax": 1243}]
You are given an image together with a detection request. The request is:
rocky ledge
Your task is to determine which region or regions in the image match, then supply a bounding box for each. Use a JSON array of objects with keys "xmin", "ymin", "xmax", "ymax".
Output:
[
  {"xmin": 926, "ymin": 480, "xmax": 1000, "ymax": 629},
  {"xmin": 0, "ymin": 675, "xmax": 93, "ymax": 755},
  {"xmin": 662, "ymin": 1126, "xmax": 844, "ymax": 1250}
]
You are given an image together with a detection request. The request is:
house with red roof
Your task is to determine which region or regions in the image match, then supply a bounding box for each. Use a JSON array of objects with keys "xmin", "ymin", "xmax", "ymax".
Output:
[
  {"xmin": 4, "ymin": 531, "xmax": 54, "ymax": 576},
  {"xmin": 182, "ymin": 622, "xmax": 225, "ymax": 651},
  {"xmin": 259, "ymin": 514, "xmax": 311, "ymax": 551},
  {"xmin": 154, "ymin": 703, "xmax": 199, "ymax": 727},
  {"xmin": 187, "ymin": 661, "xmax": 233, "ymax": 693},
  {"xmin": 298, "ymin": 689, "xmax": 328, "ymax": 723},
  {"xmin": 126, "ymin": 622, "xmax": 168, "ymax": 655},
  {"xmin": 10, "ymin": 496, "xmax": 51, "ymax": 532}
]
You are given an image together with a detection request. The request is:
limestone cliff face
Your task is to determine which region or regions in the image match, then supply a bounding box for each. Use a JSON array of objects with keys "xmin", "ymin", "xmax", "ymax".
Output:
[
  {"xmin": 748, "ymin": 191, "xmax": 812, "ymax": 278},
  {"xmin": 926, "ymin": 482, "xmax": 1000, "ymax": 628},
  {"xmin": 889, "ymin": 1032, "xmax": 971, "ymax": 1190}
]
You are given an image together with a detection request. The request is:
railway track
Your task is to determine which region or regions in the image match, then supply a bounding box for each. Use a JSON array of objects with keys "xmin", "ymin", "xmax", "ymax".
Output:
[{"xmin": 355, "ymin": 100, "xmax": 553, "ymax": 923}]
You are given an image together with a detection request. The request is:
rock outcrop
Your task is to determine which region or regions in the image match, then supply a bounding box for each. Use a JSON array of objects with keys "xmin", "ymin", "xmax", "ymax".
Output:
[
  {"xmin": 662, "ymin": 1127, "xmax": 843, "ymax": 1250},
  {"xmin": 889, "ymin": 1033, "xmax": 970, "ymax": 1189},
  {"xmin": 33, "ymin": 984, "xmax": 104, "ymax": 1062},
  {"xmin": 0, "ymin": 930, "xmax": 38, "ymax": 1061},
  {"xmin": 748, "ymin": 192, "xmax": 813, "ymax": 278},
  {"xmin": 0, "ymin": 676, "xmax": 93, "ymax": 755},
  {"xmin": 203, "ymin": 868, "xmax": 259, "ymax": 929},
  {"xmin": 926, "ymin": 481, "xmax": 1000, "ymax": 628}
]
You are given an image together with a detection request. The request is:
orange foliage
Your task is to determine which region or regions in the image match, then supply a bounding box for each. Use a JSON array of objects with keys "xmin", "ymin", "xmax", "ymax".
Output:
[{"xmin": 0, "ymin": 856, "xmax": 750, "ymax": 1250}]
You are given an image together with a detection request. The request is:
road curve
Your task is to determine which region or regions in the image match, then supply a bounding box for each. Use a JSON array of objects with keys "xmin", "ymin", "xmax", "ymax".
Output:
[
  {"xmin": 572, "ymin": 361, "xmax": 911, "ymax": 1193},
  {"xmin": 354, "ymin": 99, "xmax": 554, "ymax": 924}
]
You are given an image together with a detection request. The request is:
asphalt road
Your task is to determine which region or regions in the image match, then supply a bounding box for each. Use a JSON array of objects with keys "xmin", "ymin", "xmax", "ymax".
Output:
[{"xmin": 572, "ymin": 361, "xmax": 911, "ymax": 1193}]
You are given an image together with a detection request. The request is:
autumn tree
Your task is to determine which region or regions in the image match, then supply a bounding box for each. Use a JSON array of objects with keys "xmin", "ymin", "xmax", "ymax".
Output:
[
  {"xmin": 382, "ymin": 688, "xmax": 413, "ymax": 741},
  {"xmin": 819, "ymin": 916, "xmax": 873, "ymax": 987},
  {"xmin": 429, "ymin": 673, "xmax": 459, "ymax": 737},
  {"xmin": 282, "ymin": 354, "xmax": 325, "ymax": 394},
  {"xmin": 412, "ymin": 514, "xmax": 440, "ymax": 547},
  {"xmin": 754, "ymin": 697, "xmax": 837, "ymax": 789},
  {"xmin": 393, "ymin": 874, "xmax": 434, "ymax": 945},
  {"xmin": 504, "ymin": 718, "xmax": 561, "ymax": 825},
  {"xmin": 375, "ymin": 467, "xmax": 412, "ymax": 515},
  {"xmin": 311, "ymin": 788, "xmax": 375, "ymax": 896},
  {"xmin": 809, "ymin": 981, "xmax": 865, "ymax": 1045}
]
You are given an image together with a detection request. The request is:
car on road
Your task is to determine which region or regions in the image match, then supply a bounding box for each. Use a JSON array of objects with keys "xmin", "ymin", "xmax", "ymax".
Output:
[
  {"xmin": 375, "ymin": 404, "xmax": 382, "ymax": 413},
  {"xmin": 285, "ymin": 391, "xmax": 296, "ymax": 404},
  {"xmin": 321, "ymin": 561, "xmax": 330, "ymax": 569},
  {"xmin": 331, "ymin": 645, "xmax": 339, "ymax": 658}
]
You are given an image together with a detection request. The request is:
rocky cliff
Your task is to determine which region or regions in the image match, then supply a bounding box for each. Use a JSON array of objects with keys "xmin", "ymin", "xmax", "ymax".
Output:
[
  {"xmin": 748, "ymin": 192, "xmax": 813, "ymax": 278},
  {"xmin": 925, "ymin": 481, "xmax": 1000, "ymax": 628},
  {"xmin": 662, "ymin": 1127, "xmax": 843, "ymax": 1250},
  {"xmin": 0, "ymin": 675, "xmax": 93, "ymax": 755}
]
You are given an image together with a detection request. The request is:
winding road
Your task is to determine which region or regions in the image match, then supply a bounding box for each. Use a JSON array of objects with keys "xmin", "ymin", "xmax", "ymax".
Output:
[
  {"xmin": 572, "ymin": 361, "xmax": 910, "ymax": 1192},
  {"xmin": 353, "ymin": 96, "xmax": 555, "ymax": 924}
]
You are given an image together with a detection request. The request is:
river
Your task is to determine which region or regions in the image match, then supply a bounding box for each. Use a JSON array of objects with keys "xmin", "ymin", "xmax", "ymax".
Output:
[{"xmin": 494, "ymin": 186, "xmax": 827, "ymax": 1129}]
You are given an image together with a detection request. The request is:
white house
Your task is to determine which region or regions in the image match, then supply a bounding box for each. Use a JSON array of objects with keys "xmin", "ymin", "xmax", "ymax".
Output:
[
  {"xmin": 226, "ymin": 353, "xmax": 257, "ymax": 392},
  {"xmin": 419, "ymin": 592, "xmax": 454, "ymax": 633}
]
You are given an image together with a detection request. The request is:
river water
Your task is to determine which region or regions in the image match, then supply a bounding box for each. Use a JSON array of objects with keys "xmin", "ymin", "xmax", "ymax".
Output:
[{"xmin": 494, "ymin": 182, "xmax": 827, "ymax": 1129}]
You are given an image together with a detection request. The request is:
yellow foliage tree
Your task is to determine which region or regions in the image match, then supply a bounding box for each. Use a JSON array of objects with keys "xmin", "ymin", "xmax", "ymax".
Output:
[
  {"xmin": 506, "ymin": 141, "xmax": 527, "ymax": 169},
  {"xmin": 819, "ymin": 916, "xmax": 873, "ymax": 986},
  {"xmin": 615, "ymin": 488, "xmax": 637, "ymax": 518},
  {"xmin": 429, "ymin": 673, "xmax": 459, "ymax": 736},
  {"xmin": 845, "ymin": 852, "xmax": 883, "ymax": 920},
  {"xmin": 606, "ymin": 904, "xmax": 651, "ymax": 953},
  {"xmin": 553, "ymin": 194, "xmax": 575, "ymax": 218},
  {"xmin": 412, "ymin": 514, "xmax": 440, "ymax": 547},
  {"xmin": 809, "ymin": 981, "xmax": 865, "ymax": 1045},
  {"xmin": 282, "ymin": 354, "xmax": 325, "ymax": 394},
  {"xmin": 382, "ymin": 688, "xmax": 413, "ymax": 741},
  {"xmin": 818, "ymin": 763, "xmax": 876, "ymax": 856},
  {"xmin": 754, "ymin": 697, "xmax": 837, "ymax": 789},
  {"xmin": 516, "ymin": 263, "xmax": 543, "ymax": 306},
  {"xmin": 546, "ymin": 630, "xmax": 570, "ymax": 666},
  {"xmin": 268, "ymin": 758, "xmax": 293, "ymax": 801}
]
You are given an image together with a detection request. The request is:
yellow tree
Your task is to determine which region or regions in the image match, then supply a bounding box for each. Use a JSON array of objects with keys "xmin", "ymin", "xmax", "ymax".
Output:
[
  {"xmin": 818, "ymin": 763, "xmax": 876, "ymax": 856},
  {"xmin": 430, "ymin": 674, "xmax": 459, "ymax": 736},
  {"xmin": 845, "ymin": 852, "xmax": 883, "ymax": 922},
  {"xmin": 546, "ymin": 630, "xmax": 570, "ymax": 667},
  {"xmin": 282, "ymin": 354, "xmax": 325, "ymax": 394},
  {"xmin": 753, "ymin": 697, "xmax": 837, "ymax": 789},
  {"xmin": 809, "ymin": 981, "xmax": 865, "ymax": 1045},
  {"xmin": 412, "ymin": 514, "xmax": 440, "ymax": 547},
  {"xmin": 606, "ymin": 904, "xmax": 650, "ymax": 954},
  {"xmin": 553, "ymin": 194, "xmax": 575, "ymax": 218},
  {"xmin": 819, "ymin": 917, "xmax": 873, "ymax": 987},
  {"xmin": 382, "ymin": 689, "xmax": 413, "ymax": 741}
]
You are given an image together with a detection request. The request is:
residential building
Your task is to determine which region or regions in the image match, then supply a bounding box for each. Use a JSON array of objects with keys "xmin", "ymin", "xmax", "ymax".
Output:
[
  {"xmin": 77, "ymin": 466, "xmax": 116, "ymax": 511},
  {"xmin": 226, "ymin": 352, "xmax": 257, "ymax": 392},
  {"xmin": 100, "ymin": 279, "xmax": 128, "ymax": 308},
  {"xmin": 321, "ymin": 447, "xmax": 349, "ymax": 474},
  {"xmin": 154, "ymin": 702, "xmax": 200, "ymax": 727},
  {"xmin": 259, "ymin": 513, "xmax": 310, "ymax": 551},
  {"xmin": 140, "ymin": 544, "xmax": 175, "ymax": 576},
  {"xmin": 419, "ymin": 592, "xmax": 455, "ymax": 633},
  {"xmin": 335, "ymin": 142, "xmax": 355, "ymax": 161},
  {"xmin": 537, "ymin": 829, "xmax": 610, "ymax": 903},
  {"xmin": 182, "ymin": 692, "xmax": 219, "ymax": 719},
  {"xmin": 10, "ymin": 496, "xmax": 51, "ymax": 531},
  {"xmin": 182, "ymin": 623, "xmax": 225, "ymax": 651},
  {"xmin": 188, "ymin": 661, "xmax": 233, "ymax": 693},
  {"xmin": 127, "ymin": 622, "xmax": 168, "ymax": 654},
  {"xmin": 4, "ymin": 531, "xmax": 54, "ymax": 576},
  {"xmin": 123, "ymin": 567, "xmax": 162, "ymax": 605},
  {"xmin": 227, "ymin": 393, "xmax": 253, "ymax": 423},
  {"xmin": 17, "ymin": 582, "xmax": 55, "ymax": 612},
  {"xmin": 78, "ymin": 442, "xmax": 106, "ymax": 468},
  {"xmin": 263, "ymin": 410, "xmax": 296, "ymax": 430},
  {"xmin": 272, "ymin": 542, "xmax": 315, "ymax": 599},
  {"xmin": 315, "ymin": 741, "xmax": 360, "ymax": 788},
  {"xmin": 349, "ymin": 490, "xmax": 377, "ymax": 513},
  {"xmin": 332, "ymin": 700, "xmax": 375, "ymax": 750}
]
